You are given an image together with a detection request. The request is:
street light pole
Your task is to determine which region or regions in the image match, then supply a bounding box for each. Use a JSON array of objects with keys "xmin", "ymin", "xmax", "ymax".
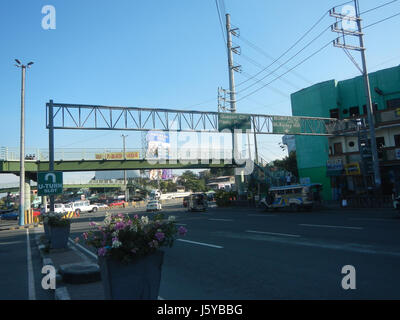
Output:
[
  {"xmin": 121, "ymin": 134, "xmax": 129, "ymax": 202},
  {"xmin": 15, "ymin": 59, "xmax": 33, "ymax": 226}
]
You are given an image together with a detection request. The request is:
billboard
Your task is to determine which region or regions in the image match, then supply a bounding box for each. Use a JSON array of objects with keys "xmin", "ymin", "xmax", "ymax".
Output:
[
  {"xmin": 146, "ymin": 131, "xmax": 170, "ymax": 159},
  {"xmin": 95, "ymin": 151, "xmax": 140, "ymax": 160},
  {"xmin": 149, "ymin": 169, "xmax": 173, "ymax": 181}
]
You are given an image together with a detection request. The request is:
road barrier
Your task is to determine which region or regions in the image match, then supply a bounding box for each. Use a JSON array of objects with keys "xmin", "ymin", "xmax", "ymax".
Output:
[
  {"xmin": 24, "ymin": 209, "xmax": 34, "ymax": 225},
  {"xmin": 62, "ymin": 211, "xmax": 79, "ymax": 219}
]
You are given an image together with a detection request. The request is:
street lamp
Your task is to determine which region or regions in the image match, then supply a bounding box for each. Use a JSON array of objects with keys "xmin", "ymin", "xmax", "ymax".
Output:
[{"xmin": 15, "ymin": 59, "xmax": 34, "ymax": 226}]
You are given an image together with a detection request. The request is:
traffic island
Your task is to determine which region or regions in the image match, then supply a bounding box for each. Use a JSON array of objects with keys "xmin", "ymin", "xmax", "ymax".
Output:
[{"xmin": 35, "ymin": 231, "xmax": 104, "ymax": 300}]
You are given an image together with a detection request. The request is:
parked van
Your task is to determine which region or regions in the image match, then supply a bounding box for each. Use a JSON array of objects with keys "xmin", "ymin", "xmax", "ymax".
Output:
[{"xmin": 259, "ymin": 184, "xmax": 322, "ymax": 212}]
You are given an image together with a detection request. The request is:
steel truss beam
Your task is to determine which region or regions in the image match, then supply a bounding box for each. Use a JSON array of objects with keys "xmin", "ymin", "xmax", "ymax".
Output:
[{"xmin": 46, "ymin": 102, "xmax": 345, "ymax": 136}]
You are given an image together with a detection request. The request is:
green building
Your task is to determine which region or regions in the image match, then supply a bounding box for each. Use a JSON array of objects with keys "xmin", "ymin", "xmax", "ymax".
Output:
[{"xmin": 291, "ymin": 65, "xmax": 400, "ymax": 200}]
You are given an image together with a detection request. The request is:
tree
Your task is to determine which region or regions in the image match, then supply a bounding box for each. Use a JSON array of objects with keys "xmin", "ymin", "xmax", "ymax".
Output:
[
  {"xmin": 180, "ymin": 170, "xmax": 207, "ymax": 192},
  {"xmin": 273, "ymin": 151, "xmax": 298, "ymax": 177}
]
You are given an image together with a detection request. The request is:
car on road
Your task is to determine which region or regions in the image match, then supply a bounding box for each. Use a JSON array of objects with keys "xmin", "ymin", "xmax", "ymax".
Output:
[
  {"xmin": 187, "ymin": 193, "xmax": 207, "ymax": 212},
  {"xmin": 68, "ymin": 200, "xmax": 99, "ymax": 215},
  {"xmin": 0, "ymin": 211, "xmax": 19, "ymax": 220},
  {"xmin": 259, "ymin": 183, "xmax": 322, "ymax": 212},
  {"xmin": 107, "ymin": 200, "xmax": 126, "ymax": 207},
  {"xmin": 146, "ymin": 200, "xmax": 162, "ymax": 212}
]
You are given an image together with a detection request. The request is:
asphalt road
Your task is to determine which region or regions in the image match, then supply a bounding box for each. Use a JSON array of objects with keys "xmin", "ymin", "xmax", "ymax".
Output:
[
  {"xmin": 67, "ymin": 204, "xmax": 400, "ymax": 300},
  {"xmin": 0, "ymin": 227, "xmax": 53, "ymax": 300},
  {"xmin": 2, "ymin": 204, "xmax": 400, "ymax": 299}
]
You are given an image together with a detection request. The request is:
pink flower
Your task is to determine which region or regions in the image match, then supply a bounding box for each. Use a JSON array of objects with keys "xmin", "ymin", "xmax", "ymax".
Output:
[
  {"xmin": 98, "ymin": 247, "xmax": 107, "ymax": 257},
  {"xmin": 82, "ymin": 232, "xmax": 89, "ymax": 240},
  {"xmin": 155, "ymin": 232, "xmax": 165, "ymax": 242},
  {"xmin": 74, "ymin": 237, "xmax": 80, "ymax": 243},
  {"xmin": 178, "ymin": 226, "xmax": 187, "ymax": 236},
  {"xmin": 89, "ymin": 221, "xmax": 97, "ymax": 227},
  {"xmin": 115, "ymin": 221, "xmax": 125, "ymax": 230},
  {"xmin": 134, "ymin": 215, "xmax": 139, "ymax": 219}
]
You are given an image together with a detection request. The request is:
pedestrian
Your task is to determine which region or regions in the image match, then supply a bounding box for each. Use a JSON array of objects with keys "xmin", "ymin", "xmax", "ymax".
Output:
[{"xmin": 286, "ymin": 174, "xmax": 291, "ymax": 186}]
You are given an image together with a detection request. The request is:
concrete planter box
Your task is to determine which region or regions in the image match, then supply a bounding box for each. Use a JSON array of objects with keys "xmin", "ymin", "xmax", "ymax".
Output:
[
  {"xmin": 99, "ymin": 250, "xmax": 164, "ymax": 300},
  {"xmin": 49, "ymin": 225, "xmax": 71, "ymax": 249}
]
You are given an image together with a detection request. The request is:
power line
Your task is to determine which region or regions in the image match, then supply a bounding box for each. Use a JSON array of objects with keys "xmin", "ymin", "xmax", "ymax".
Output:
[
  {"xmin": 237, "ymin": 36, "xmax": 313, "ymax": 85},
  {"xmin": 236, "ymin": 25, "xmax": 332, "ymax": 95},
  {"xmin": 363, "ymin": 11, "xmax": 400, "ymax": 29},
  {"xmin": 233, "ymin": 10, "xmax": 329, "ymax": 88},
  {"xmin": 360, "ymin": 0, "xmax": 399, "ymax": 15},
  {"xmin": 239, "ymin": 70, "xmax": 290, "ymax": 98},
  {"xmin": 237, "ymin": 53, "xmax": 301, "ymax": 90},
  {"xmin": 236, "ymin": 40, "xmax": 333, "ymax": 102},
  {"xmin": 215, "ymin": 0, "xmax": 226, "ymax": 44}
]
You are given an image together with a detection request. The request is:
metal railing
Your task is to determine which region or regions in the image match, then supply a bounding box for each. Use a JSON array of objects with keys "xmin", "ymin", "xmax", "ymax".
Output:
[{"xmin": 0, "ymin": 147, "xmax": 233, "ymax": 162}]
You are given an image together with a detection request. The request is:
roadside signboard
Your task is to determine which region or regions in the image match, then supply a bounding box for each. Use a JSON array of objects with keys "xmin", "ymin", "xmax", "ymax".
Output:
[
  {"xmin": 37, "ymin": 171, "xmax": 63, "ymax": 196},
  {"xmin": 218, "ymin": 113, "xmax": 251, "ymax": 132},
  {"xmin": 326, "ymin": 159, "xmax": 343, "ymax": 176},
  {"xmin": 95, "ymin": 151, "xmax": 140, "ymax": 160},
  {"xmin": 345, "ymin": 163, "xmax": 361, "ymax": 176},
  {"xmin": 272, "ymin": 116, "xmax": 301, "ymax": 134}
]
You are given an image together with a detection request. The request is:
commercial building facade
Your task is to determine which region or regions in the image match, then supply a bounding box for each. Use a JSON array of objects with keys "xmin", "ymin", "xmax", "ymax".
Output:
[{"xmin": 291, "ymin": 65, "xmax": 400, "ymax": 200}]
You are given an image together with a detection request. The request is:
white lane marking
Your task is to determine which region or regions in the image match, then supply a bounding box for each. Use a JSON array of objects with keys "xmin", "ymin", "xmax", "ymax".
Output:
[
  {"xmin": 299, "ymin": 224, "xmax": 363, "ymax": 230},
  {"xmin": 349, "ymin": 218, "xmax": 393, "ymax": 222},
  {"xmin": 68, "ymin": 238, "xmax": 98, "ymax": 260},
  {"xmin": 26, "ymin": 228, "xmax": 36, "ymax": 300},
  {"xmin": 246, "ymin": 230, "xmax": 301, "ymax": 238},
  {"xmin": 208, "ymin": 218, "xmax": 233, "ymax": 222},
  {"xmin": 247, "ymin": 214, "xmax": 276, "ymax": 217},
  {"xmin": 177, "ymin": 239, "xmax": 223, "ymax": 249}
]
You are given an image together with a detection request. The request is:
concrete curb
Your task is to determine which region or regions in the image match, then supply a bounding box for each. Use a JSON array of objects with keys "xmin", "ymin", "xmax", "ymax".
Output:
[
  {"xmin": 0, "ymin": 223, "xmax": 42, "ymax": 232},
  {"xmin": 55, "ymin": 287, "xmax": 71, "ymax": 300},
  {"xmin": 35, "ymin": 230, "xmax": 71, "ymax": 300}
]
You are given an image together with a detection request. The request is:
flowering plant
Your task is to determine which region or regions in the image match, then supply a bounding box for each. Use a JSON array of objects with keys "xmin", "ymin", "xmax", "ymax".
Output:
[
  {"xmin": 79, "ymin": 212, "xmax": 187, "ymax": 263},
  {"xmin": 43, "ymin": 212, "xmax": 71, "ymax": 227}
]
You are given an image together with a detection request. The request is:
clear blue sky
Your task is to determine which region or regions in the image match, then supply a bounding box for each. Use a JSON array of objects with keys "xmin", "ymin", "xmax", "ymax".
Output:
[{"xmin": 1, "ymin": 0, "xmax": 399, "ymax": 183}]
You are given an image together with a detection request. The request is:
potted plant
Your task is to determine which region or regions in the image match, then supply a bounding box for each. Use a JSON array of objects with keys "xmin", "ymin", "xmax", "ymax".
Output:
[
  {"xmin": 45, "ymin": 212, "xmax": 71, "ymax": 249},
  {"xmin": 79, "ymin": 212, "xmax": 187, "ymax": 300}
]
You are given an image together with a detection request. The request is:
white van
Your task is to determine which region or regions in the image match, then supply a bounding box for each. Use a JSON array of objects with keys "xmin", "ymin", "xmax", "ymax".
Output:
[
  {"xmin": 68, "ymin": 200, "xmax": 98, "ymax": 215},
  {"xmin": 40, "ymin": 203, "xmax": 66, "ymax": 214}
]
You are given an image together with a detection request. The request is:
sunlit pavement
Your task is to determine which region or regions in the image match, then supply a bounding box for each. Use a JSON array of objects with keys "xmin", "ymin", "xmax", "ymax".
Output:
[{"xmin": 68, "ymin": 205, "xmax": 400, "ymax": 300}]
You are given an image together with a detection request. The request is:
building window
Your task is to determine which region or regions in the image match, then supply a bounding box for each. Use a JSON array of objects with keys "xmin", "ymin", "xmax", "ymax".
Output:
[
  {"xmin": 395, "ymin": 134, "xmax": 400, "ymax": 147},
  {"xmin": 376, "ymin": 137, "xmax": 385, "ymax": 159},
  {"xmin": 334, "ymin": 142, "xmax": 343, "ymax": 155},
  {"xmin": 386, "ymin": 98, "xmax": 400, "ymax": 109},
  {"xmin": 330, "ymin": 108, "xmax": 340, "ymax": 119},
  {"xmin": 349, "ymin": 106, "xmax": 360, "ymax": 117},
  {"xmin": 363, "ymin": 103, "xmax": 378, "ymax": 114},
  {"xmin": 349, "ymin": 141, "xmax": 355, "ymax": 148}
]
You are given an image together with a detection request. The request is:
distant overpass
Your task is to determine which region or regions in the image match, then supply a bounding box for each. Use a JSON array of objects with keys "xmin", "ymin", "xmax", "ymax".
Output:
[
  {"xmin": 0, "ymin": 180, "xmax": 150, "ymax": 193},
  {"xmin": 0, "ymin": 147, "xmax": 239, "ymax": 180}
]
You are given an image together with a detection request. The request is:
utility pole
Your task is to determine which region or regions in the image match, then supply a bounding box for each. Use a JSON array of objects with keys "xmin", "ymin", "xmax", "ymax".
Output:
[
  {"xmin": 225, "ymin": 13, "xmax": 240, "ymax": 113},
  {"xmin": 330, "ymin": 0, "xmax": 382, "ymax": 190},
  {"xmin": 15, "ymin": 59, "xmax": 33, "ymax": 225},
  {"xmin": 121, "ymin": 134, "xmax": 129, "ymax": 202},
  {"xmin": 225, "ymin": 13, "xmax": 242, "ymax": 196}
]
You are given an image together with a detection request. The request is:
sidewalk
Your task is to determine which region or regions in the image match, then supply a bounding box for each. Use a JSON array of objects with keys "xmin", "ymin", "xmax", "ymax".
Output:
[{"xmin": 35, "ymin": 229, "xmax": 104, "ymax": 300}]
